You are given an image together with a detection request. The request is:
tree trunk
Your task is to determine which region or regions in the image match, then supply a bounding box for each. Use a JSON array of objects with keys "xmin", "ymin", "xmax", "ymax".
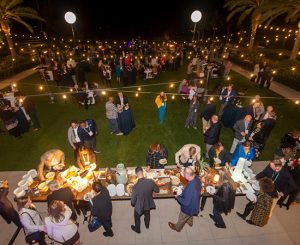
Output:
[
  {"xmin": 1, "ymin": 21, "xmax": 17, "ymax": 60},
  {"xmin": 249, "ymin": 15, "xmax": 260, "ymax": 51},
  {"xmin": 290, "ymin": 27, "xmax": 300, "ymax": 60},
  {"xmin": 249, "ymin": 23, "xmax": 258, "ymax": 51}
]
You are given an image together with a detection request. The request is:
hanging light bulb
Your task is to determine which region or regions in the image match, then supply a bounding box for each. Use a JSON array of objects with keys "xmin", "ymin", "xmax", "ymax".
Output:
[
  {"xmin": 39, "ymin": 86, "xmax": 44, "ymax": 90},
  {"xmin": 101, "ymin": 91, "xmax": 106, "ymax": 95},
  {"xmin": 62, "ymin": 94, "xmax": 67, "ymax": 99},
  {"xmin": 135, "ymin": 93, "xmax": 139, "ymax": 97},
  {"xmin": 138, "ymin": 87, "xmax": 141, "ymax": 91},
  {"xmin": 172, "ymin": 95, "xmax": 175, "ymax": 100},
  {"xmin": 170, "ymin": 84, "xmax": 174, "ymax": 88}
]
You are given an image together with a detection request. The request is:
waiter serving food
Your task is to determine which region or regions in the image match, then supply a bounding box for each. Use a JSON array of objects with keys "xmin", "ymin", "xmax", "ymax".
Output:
[
  {"xmin": 175, "ymin": 144, "xmax": 201, "ymax": 168},
  {"xmin": 38, "ymin": 149, "xmax": 65, "ymax": 181}
]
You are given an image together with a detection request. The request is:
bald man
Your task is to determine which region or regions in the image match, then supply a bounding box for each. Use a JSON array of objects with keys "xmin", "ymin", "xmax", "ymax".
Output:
[
  {"xmin": 230, "ymin": 115, "xmax": 253, "ymax": 154},
  {"xmin": 168, "ymin": 167, "xmax": 202, "ymax": 232}
]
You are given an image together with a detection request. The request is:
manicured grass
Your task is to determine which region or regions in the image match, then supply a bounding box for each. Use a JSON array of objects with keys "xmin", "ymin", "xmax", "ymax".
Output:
[{"xmin": 0, "ymin": 65, "xmax": 299, "ymax": 171}]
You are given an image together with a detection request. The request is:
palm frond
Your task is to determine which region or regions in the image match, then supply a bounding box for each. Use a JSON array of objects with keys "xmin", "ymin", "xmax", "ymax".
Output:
[
  {"xmin": 226, "ymin": 5, "xmax": 249, "ymax": 22},
  {"xmin": 5, "ymin": 0, "xmax": 23, "ymax": 11},
  {"xmin": 5, "ymin": 13, "xmax": 33, "ymax": 32}
]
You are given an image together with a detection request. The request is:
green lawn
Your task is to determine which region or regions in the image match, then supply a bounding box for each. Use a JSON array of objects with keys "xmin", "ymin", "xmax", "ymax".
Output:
[{"xmin": 0, "ymin": 65, "xmax": 299, "ymax": 171}]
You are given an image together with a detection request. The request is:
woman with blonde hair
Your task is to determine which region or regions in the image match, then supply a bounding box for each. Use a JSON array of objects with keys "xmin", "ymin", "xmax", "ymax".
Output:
[
  {"xmin": 45, "ymin": 200, "xmax": 80, "ymax": 245},
  {"xmin": 155, "ymin": 91, "xmax": 167, "ymax": 123}
]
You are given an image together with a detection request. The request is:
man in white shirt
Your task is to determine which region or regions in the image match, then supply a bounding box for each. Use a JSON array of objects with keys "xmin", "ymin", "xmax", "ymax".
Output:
[
  {"xmin": 175, "ymin": 144, "xmax": 201, "ymax": 168},
  {"xmin": 67, "ymin": 120, "xmax": 82, "ymax": 159}
]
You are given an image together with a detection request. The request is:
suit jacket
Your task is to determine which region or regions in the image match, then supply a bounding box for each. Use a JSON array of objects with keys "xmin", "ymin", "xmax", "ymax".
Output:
[
  {"xmin": 91, "ymin": 186, "xmax": 112, "ymax": 221},
  {"xmin": 115, "ymin": 95, "xmax": 129, "ymax": 106},
  {"xmin": 131, "ymin": 178, "xmax": 159, "ymax": 215},
  {"xmin": 204, "ymin": 122, "xmax": 221, "ymax": 145},
  {"xmin": 219, "ymin": 88, "xmax": 237, "ymax": 104},
  {"xmin": 200, "ymin": 103, "xmax": 216, "ymax": 121},
  {"xmin": 233, "ymin": 119, "xmax": 252, "ymax": 140},
  {"xmin": 256, "ymin": 165, "xmax": 296, "ymax": 195}
]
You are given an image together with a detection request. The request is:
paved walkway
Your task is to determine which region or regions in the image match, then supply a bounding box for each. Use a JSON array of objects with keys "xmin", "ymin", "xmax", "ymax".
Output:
[
  {"xmin": 1, "ymin": 161, "xmax": 299, "ymax": 245},
  {"xmin": 0, "ymin": 68, "xmax": 38, "ymax": 90},
  {"xmin": 229, "ymin": 62, "xmax": 300, "ymax": 102}
]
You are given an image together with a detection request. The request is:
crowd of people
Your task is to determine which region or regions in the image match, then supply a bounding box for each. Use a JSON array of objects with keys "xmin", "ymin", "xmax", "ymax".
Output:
[{"xmin": 0, "ymin": 39, "xmax": 299, "ymax": 244}]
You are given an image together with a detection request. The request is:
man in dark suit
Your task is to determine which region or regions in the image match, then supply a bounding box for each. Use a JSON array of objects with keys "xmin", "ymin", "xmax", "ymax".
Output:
[
  {"xmin": 200, "ymin": 99, "xmax": 216, "ymax": 133},
  {"xmin": 47, "ymin": 180, "xmax": 77, "ymax": 221},
  {"xmin": 204, "ymin": 115, "xmax": 221, "ymax": 157},
  {"xmin": 115, "ymin": 92, "xmax": 129, "ymax": 107},
  {"xmin": 91, "ymin": 182, "xmax": 114, "ymax": 237},
  {"xmin": 218, "ymin": 84, "xmax": 237, "ymax": 116},
  {"xmin": 230, "ymin": 114, "xmax": 253, "ymax": 154},
  {"xmin": 131, "ymin": 167, "xmax": 159, "ymax": 233},
  {"xmin": 256, "ymin": 159, "xmax": 296, "ymax": 207}
]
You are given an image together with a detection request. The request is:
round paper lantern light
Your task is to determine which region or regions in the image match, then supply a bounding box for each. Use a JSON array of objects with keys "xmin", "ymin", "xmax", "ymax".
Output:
[
  {"xmin": 191, "ymin": 10, "xmax": 202, "ymax": 23},
  {"xmin": 64, "ymin": 11, "xmax": 76, "ymax": 24}
]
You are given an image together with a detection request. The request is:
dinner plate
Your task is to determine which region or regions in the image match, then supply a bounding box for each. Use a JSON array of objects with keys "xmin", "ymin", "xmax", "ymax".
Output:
[
  {"xmin": 107, "ymin": 184, "xmax": 117, "ymax": 197},
  {"xmin": 46, "ymin": 172, "xmax": 55, "ymax": 180},
  {"xmin": 159, "ymin": 159, "xmax": 168, "ymax": 165},
  {"xmin": 14, "ymin": 187, "xmax": 25, "ymax": 198},
  {"xmin": 116, "ymin": 184, "xmax": 125, "ymax": 196},
  {"xmin": 27, "ymin": 169, "xmax": 38, "ymax": 178},
  {"xmin": 246, "ymin": 191, "xmax": 257, "ymax": 202},
  {"xmin": 214, "ymin": 158, "xmax": 222, "ymax": 164},
  {"xmin": 252, "ymin": 181, "xmax": 260, "ymax": 191},
  {"xmin": 206, "ymin": 186, "xmax": 216, "ymax": 195},
  {"xmin": 245, "ymin": 161, "xmax": 252, "ymax": 167},
  {"xmin": 244, "ymin": 166, "xmax": 253, "ymax": 174},
  {"xmin": 83, "ymin": 192, "xmax": 94, "ymax": 201}
]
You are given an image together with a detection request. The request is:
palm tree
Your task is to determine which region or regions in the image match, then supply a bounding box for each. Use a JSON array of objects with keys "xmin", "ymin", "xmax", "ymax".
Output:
[
  {"xmin": 225, "ymin": 0, "xmax": 271, "ymax": 50},
  {"xmin": 0, "ymin": 0, "xmax": 44, "ymax": 60},
  {"xmin": 260, "ymin": 0, "xmax": 300, "ymax": 60}
]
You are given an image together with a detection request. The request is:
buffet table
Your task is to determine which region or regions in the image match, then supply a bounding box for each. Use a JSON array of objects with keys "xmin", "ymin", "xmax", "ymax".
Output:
[{"xmin": 14, "ymin": 164, "xmax": 255, "ymax": 206}]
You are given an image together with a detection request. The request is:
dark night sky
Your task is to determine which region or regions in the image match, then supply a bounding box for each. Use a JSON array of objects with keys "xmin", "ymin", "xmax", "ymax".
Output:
[{"xmin": 25, "ymin": 0, "xmax": 226, "ymax": 39}]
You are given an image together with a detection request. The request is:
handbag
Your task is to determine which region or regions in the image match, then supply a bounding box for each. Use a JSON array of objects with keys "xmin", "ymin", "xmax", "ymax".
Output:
[
  {"xmin": 88, "ymin": 216, "xmax": 102, "ymax": 232},
  {"xmin": 21, "ymin": 211, "xmax": 44, "ymax": 244}
]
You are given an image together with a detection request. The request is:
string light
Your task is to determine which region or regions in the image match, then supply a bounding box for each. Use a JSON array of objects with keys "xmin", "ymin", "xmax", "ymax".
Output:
[
  {"xmin": 172, "ymin": 95, "xmax": 175, "ymax": 100},
  {"xmin": 138, "ymin": 87, "xmax": 141, "ymax": 91},
  {"xmin": 12, "ymin": 83, "xmax": 17, "ymax": 87},
  {"xmin": 101, "ymin": 91, "xmax": 106, "ymax": 95},
  {"xmin": 209, "ymin": 97, "xmax": 214, "ymax": 101},
  {"xmin": 62, "ymin": 94, "xmax": 67, "ymax": 99},
  {"xmin": 272, "ymin": 70, "xmax": 276, "ymax": 74},
  {"xmin": 291, "ymin": 67, "xmax": 296, "ymax": 71},
  {"xmin": 19, "ymin": 98, "xmax": 23, "ymax": 103},
  {"xmin": 39, "ymin": 86, "xmax": 44, "ymax": 90},
  {"xmin": 296, "ymin": 100, "xmax": 299, "ymax": 105},
  {"xmin": 70, "ymin": 88, "xmax": 73, "ymax": 92},
  {"xmin": 250, "ymin": 74, "xmax": 254, "ymax": 77},
  {"xmin": 135, "ymin": 93, "xmax": 139, "ymax": 97},
  {"xmin": 170, "ymin": 84, "xmax": 174, "ymax": 88},
  {"xmin": 227, "ymin": 77, "xmax": 231, "ymax": 81}
]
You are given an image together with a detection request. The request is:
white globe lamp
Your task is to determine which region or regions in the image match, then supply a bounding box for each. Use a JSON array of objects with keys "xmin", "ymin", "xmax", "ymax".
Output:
[
  {"xmin": 64, "ymin": 11, "xmax": 76, "ymax": 41},
  {"xmin": 64, "ymin": 11, "xmax": 76, "ymax": 24},
  {"xmin": 191, "ymin": 10, "xmax": 202, "ymax": 23},
  {"xmin": 191, "ymin": 10, "xmax": 202, "ymax": 42}
]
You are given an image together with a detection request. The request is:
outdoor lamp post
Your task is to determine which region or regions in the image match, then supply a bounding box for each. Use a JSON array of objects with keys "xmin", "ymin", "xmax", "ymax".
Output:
[
  {"xmin": 64, "ymin": 11, "xmax": 76, "ymax": 41},
  {"xmin": 191, "ymin": 10, "xmax": 202, "ymax": 43}
]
